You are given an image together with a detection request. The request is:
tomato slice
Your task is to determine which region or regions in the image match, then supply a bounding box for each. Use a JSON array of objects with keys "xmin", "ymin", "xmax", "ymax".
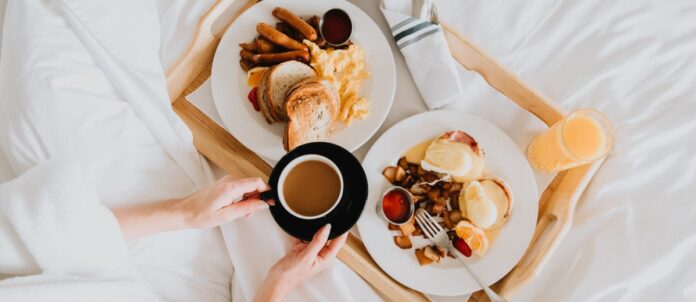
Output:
[{"xmin": 247, "ymin": 87, "xmax": 260, "ymax": 112}]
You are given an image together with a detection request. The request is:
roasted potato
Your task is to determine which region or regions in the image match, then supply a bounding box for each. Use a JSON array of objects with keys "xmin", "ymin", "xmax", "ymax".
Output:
[
  {"xmin": 423, "ymin": 246, "xmax": 440, "ymax": 263},
  {"xmin": 397, "ymin": 157, "xmax": 409, "ymax": 170},
  {"xmin": 432, "ymin": 202, "xmax": 445, "ymax": 215},
  {"xmin": 422, "ymin": 172, "xmax": 439, "ymax": 183},
  {"xmin": 408, "ymin": 164, "xmax": 418, "ymax": 176},
  {"xmin": 426, "ymin": 188, "xmax": 441, "ymax": 202},
  {"xmin": 449, "ymin": 191, "xmax": 461, "ymax": 210},
  {"xmin": 415, "ymin": 248, "xmax": 434, "ymax": 266},
  {"xmin": 449, "ymin": 210, "xmax": 463, "ymax": 224},
  {"xmin": 399, "ymin": 219, "xmax": 416, "ymax": 236},
  {"xmin": 382, "ymin": 166, "xmax": 397, "ymax": 183},
  {"xmin": 434, "ymin": 245, "xmax": 447, "ymax": 258},
  {"xmin": 394, "ymin": 166, "xmax": 407, "ymax": 183},
  {"xmin": 411, "ymin": 183, "xmax": 431, "ymax": 195},
  {"xmin": 393, "ymin": 236, "xmax": 412, "ymax": 249},
  {"xmin": 388, "ymin": 223, "xmax": 400, "ymax": 231},
  {"xmin": 401, "ymin": 175, "xmax": 416, "ymax": 188},
  {"xmin": 443, "ymin": 210, "xmax": 454, "ymax": 229}
]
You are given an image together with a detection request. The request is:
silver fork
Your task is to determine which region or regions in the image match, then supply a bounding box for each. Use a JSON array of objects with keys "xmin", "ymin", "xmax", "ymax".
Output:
[{"xmin": 415, "ymin": 209, "xmax": 508, "ymax": 302}]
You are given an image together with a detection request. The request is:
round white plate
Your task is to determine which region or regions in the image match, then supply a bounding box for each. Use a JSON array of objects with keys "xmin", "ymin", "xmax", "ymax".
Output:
[
  {"xmin": 211, "ymin": 0, "xmax": 396, "ymax": 161},
  {"xmin": 358, "ymin": 110, "xmax": 538, "ymax": 296}
]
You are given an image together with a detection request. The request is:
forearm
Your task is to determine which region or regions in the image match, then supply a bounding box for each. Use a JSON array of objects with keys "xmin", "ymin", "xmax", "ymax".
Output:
[
  {"xmin": 111, "ymin": 199, "xmax": 188, "ymax": 241},
  {"xmin": 254, "ymin": 274, "xmax": 292, "ymax": 302}
]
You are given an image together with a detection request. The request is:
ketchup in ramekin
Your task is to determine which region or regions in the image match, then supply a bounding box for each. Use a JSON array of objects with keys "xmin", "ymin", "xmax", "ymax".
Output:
[
  {"xmin": 379, "ymin": 187, "xmax": 414, "ymax": 224},
  {"xmin": 320, "ymin": 9, "xmax": 353, "ymax": 47}
]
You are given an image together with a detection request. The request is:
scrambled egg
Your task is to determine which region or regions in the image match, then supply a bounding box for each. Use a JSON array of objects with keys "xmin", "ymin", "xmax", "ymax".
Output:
[{"xmin": 305, "ymin": 40, "xmax": 371, "ymax": 123}]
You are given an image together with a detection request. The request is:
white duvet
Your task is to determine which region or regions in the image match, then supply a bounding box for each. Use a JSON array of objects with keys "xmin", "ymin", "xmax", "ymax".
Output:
[{"xmin": 1, "ymin": 1, "xmax": 695, "ymax": 302}]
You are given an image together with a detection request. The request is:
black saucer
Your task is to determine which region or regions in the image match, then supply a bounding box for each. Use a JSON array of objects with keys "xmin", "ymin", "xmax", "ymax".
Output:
[{"xmin": 265, "ymin": 142, "xmax": 367, "ymax": 241}]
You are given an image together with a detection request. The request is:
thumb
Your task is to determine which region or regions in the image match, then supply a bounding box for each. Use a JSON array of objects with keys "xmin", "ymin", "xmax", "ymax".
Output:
[{"xmin": 301, "ymin": 224, "xmax": 331, "ymax": 260}]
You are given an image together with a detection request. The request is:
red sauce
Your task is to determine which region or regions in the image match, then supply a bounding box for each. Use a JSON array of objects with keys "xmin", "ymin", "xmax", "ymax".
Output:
[
  {"xmin": 321, "ymin": 9, "xmax": 352, "ymax": 45},
  {"xmin": 382, "ymin": 190, "xmax": 410, "ymax": 223},
  {"xmin": 247, "ymin": 87, "xmax": 260, "ymax": 112}
]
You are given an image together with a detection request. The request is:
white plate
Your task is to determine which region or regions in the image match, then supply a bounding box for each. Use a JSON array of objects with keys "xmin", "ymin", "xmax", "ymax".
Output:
[
  {"xmin": 211, "ymin": 0, "xmax": 396, "ymax": 161},
  {"xmin": 358, "ymin": 110, "xmax": 538, "ymax": 296}
]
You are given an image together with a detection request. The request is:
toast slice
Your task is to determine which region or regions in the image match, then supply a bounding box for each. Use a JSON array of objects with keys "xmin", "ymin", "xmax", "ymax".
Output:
[
  {"xmin": 257, "ymin": 69, "xmax": 275, "ymax": 123},
  {"xmin": 285, "ymin": 77, "xmax": 339, "ymax": 120},
  {"xmin": 283, "ymin": 80, "xmax": 339, "ymax": 151},
  {"xmin": 266, "ymin": 61, "xmax": 315, "ymax": 122}
]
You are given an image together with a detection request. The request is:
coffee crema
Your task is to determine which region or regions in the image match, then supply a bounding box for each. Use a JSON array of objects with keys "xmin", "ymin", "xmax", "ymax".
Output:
[{"xmin": 282, "ymin": 160, "xmax": 341, "ymax": 217}]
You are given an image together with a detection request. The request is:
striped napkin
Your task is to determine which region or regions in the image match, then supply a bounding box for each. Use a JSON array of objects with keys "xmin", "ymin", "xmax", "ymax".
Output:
[{"xmin": 380, "ymin": 0, "xmax": 463, "ymax": 110}]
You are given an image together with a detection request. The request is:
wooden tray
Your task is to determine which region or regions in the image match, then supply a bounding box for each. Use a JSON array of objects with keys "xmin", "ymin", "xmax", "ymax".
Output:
[{"xmin": 165, "ymin": 1, "xmax": 609, "ymax": 301}]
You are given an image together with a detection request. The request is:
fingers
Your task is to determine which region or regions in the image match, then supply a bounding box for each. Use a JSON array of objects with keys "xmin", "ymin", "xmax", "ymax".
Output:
[
  {"xmin": 300, "ymin": 224, "xmax": 331, "ymax": 260},
  {"xmin": 220, "ymin": 199, "xmax": 269, "ymax": 221},
  {"xmin": 229, "ymin": 177, "xmax": 271, "ymax": 196},
  {"xmin": 318, "ymin": 233, "xmax": 347, "ymax": 262}
]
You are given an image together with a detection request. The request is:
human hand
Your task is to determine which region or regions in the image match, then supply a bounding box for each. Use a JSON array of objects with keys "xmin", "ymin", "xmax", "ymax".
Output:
[
  {"xmin": 255, "ymin": 224, "xmax": 347, "ymax": 302},
  {"xmin": 177, "ymin": 175, "xmax": 271, "ymax": 229}
]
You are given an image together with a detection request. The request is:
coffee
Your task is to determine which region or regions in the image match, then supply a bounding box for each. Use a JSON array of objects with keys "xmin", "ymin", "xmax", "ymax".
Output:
[{"xmin": 282, "ymin": 160, "xmax": 341, "ymax": 217}]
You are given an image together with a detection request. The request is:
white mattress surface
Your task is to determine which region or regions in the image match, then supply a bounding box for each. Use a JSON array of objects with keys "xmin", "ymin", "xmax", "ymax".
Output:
[{"xmin": 1, "ymin": 0, "xmax": 695, "ymax": 301}]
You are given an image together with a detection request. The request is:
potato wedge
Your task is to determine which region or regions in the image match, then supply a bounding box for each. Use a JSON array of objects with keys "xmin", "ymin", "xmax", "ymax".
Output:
[
  {"xmin": 382, "ymin": 166, "xmax": 397, "ymax": 183},
  {"xmin": 415, "ymin": 248, "xmax": 434, "ymax": 266},
  {"xmin": 426, "ymin": 187, "xmax": 441, "ymax": 201},
  {"xmin": 388, "ymin": 223, "xmax": 400, "ymax": 231},
  {"xmin": 443, "ymin": 210, "xmax": 454, "ymax": 229},
  {"xmin": 394, "ymin": 166, "xmax": 407, "ymax": 183},
  {"xmin": 410, "ymin": 183, "xmax": 431, "ymax": 195},
  {"xmin": 393, "ymin": 236, "xmax": 412, "ymax": 249},
  {"xmin": 397, "ymin": 157, "xmax": 409, "ymax": 170},
  {"xmin": 399, "ymin": 219, "xmax": 416, "ymax": 236},
  {"xmin": 423, "ymin": 246, "xmax": 440, "ymax": 263}
]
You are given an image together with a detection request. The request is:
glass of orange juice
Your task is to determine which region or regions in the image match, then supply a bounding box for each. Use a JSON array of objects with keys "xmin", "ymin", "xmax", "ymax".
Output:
[{"xmin": 527, "ymin": 109, "xmax": 613, "ymax": 172}]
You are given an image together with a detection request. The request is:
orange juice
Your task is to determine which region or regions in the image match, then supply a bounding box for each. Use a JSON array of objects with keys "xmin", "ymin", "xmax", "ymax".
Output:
[{"xmin": 527, "ymin": 109, "xmax": 613, "ymax": 172}]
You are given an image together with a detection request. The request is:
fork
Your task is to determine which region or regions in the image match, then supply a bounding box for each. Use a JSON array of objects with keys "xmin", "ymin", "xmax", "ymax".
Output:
[{"xmin": 415, "ymin": 209, "xmax": 508, "ymax": 302}]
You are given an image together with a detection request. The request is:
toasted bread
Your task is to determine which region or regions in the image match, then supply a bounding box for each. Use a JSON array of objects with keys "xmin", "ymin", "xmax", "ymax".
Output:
[
  {"xmin": 285, "ymin": 77, "xmax": 339, "ymax": 119},
  {"xmin": 283, "ymin": 80, "xmax": 339, "ymax": 151},
  {"xmin": 265, "ymin": 61, "xmax": 315, "ymax": 122},
  {"xmin": 257, "ymin": 69, "xmax": 275, "ymax": 123}
]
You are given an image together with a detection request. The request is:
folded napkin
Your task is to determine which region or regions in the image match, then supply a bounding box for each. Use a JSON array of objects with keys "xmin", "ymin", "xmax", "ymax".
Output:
[{"xmin": 380, "ymin": 0, "xmax": 464, "ymax": 109}]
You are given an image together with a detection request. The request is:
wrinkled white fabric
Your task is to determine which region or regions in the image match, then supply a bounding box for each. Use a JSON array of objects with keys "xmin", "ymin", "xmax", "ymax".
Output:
[
  {"xmin": 0, "ymin": 160, "xmax": 159, "ymax": 302},
  {"xmin": 0, "ymin": 1, "xmax": 233, "ymax": 301}
]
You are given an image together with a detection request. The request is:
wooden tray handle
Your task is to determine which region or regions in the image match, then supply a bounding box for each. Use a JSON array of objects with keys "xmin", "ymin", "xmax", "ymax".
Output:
[
  {"xmin": 167, "ymin": 0, "xmax": 259, "ymax": 101},
  {"xmin": 442, "ymin": 23, "xmax": 564, "ymax": 127}
]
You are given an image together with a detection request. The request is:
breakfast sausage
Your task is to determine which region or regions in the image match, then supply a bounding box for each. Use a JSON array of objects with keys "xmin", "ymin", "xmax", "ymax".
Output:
[
  {"xmin": 256, "ymin": 22, "xmax": 307, "ymax": 51},
  {"xmin": 239, "ymin": 41, "xmax": 258, "ymax": 51},
  {"xmin": 272, "ymin": 7, "xmax": 318, "ymax": 41},
  {"xmin": 306, "ymin": 15, "xmax": 320, "ymax": 30},
  {"xmin": 239, "ymin": 59, "xmax": 254, "ymax": 71},
  {"xmin": 240, "ymin": 49, "xmax": 255, "ymax": 61},
  {"xmin": 252, "ymin": 50, "xmax": 310, "ymax": 65},
  {"xmin": 255, "ymin": 38, "xmax": 278, "ymax": 54},
  {"xmin": 276, "ymin": 22, "xmax": 304, "ymax": 41}
]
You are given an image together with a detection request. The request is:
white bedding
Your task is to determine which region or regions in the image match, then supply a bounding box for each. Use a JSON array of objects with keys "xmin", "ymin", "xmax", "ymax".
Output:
[{"xmin": 1, "ymin": 1, "xmax": 695, "ymax": 302}]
